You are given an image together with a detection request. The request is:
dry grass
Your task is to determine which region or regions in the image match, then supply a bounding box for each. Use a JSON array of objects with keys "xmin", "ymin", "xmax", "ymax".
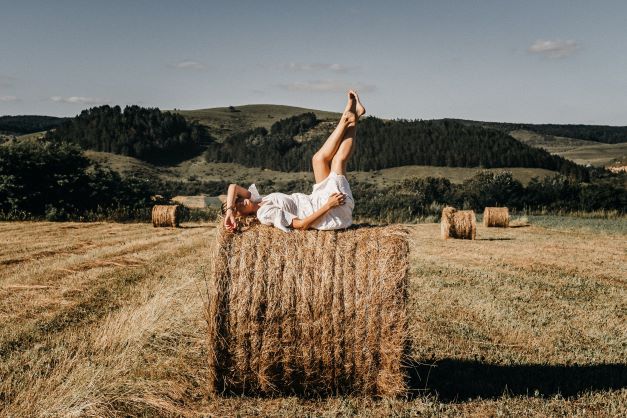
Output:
[
  {"xmin": 0, "ymin": 220, "xmax": 625, "ymax": 416},
  {"xmin": 208, "ymin": 224, "xmax": 410, "ymax": 396},
  {"xmin": 483, "ymin": 207, "xmax": 510, "ymax": 228},
  {"xmin": 152, "ymin": 205, "xmax": 181, "ymax": 227},
  {"xmin": 441, "ymin": 207, "xmax": 477, "ymax": 239}
]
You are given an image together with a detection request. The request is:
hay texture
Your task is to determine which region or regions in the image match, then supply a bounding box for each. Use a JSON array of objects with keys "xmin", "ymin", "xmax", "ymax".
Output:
[
  {"xmin": 440, "ymin": 206, "xmax": 476, "ymax": 240},
  {"xmin": 151, "ymin": 205, "xmax": 181, "ymax": 227},
  {"xmin": 207, "ymin": 223, "xmax": 410, "ymax": 397},
  {"xmin": 483, "ymin": 207, "xmax": 509, "ymax": 228}
]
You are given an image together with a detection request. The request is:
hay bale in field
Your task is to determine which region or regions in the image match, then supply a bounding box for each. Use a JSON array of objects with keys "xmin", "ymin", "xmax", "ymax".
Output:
[
  {"xmin": 151, "ymin": 205, "xmax": 181, "ymax": 227},
  {"xmin": 440, "ymin": 206, "xmax": 476, "ymax": 240},
  {"xmin": 207, "ymin": 223, "xmax": 410, "ymax": 397},
  {"xmin": 483, "ymin": 207, "xmax": 509, "ymax": 228}
]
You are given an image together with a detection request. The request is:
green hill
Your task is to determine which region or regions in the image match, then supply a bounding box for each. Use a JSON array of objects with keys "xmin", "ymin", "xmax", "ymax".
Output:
[
  {"xmin": 451, "ymin": 119, "xmax": 627, "ymax": 144},
  {"xmin": 510, "ymin": 129, "xmax": 627, "ymax": 167},
  {"xmin": 84, "ymin": 150, "xmax": 557, "ymax": 187},
  {"xmin": 5, "ymin": 105, "xmax": 608, "ymax": 185},
  {"xmin": 174, "ymin": 104, "xmax": 341, "ymax": 141},
  {"xmin": 0, "ymin": 115, "xmax": 67, "ymax": 135},
  {"xmin": 204, "ymin": 115, "xmax": 589, "ymax": 180}
]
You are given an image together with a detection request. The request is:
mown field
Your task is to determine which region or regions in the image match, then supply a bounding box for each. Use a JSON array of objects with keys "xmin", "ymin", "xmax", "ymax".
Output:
[{"xmin": 1, "ymin": 219, "xmax": 625, "ymax": 417}]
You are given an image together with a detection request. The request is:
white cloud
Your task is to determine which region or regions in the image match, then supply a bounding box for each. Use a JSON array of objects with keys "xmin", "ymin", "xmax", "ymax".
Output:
[
  {"xmin": 279, "ymin": 80, "xmax": 375, "ymax": 93},
  {"xmin": 49, "ymin": 96, "xmax": 109, "ymax": 105},
  {"xmin": 172, "ymin": 60, "xmax": 207, "ymax": 70},
  {"xmin": 285, "ymin": 62, "xmax": 354, "ymax": 73},
  {"xmin": 528, "ymin": 39, "xmax": 579, "ymax": 58},
  {"xmin": 0, "ymin": 95, "xmax": 18, "ymax": 102}
]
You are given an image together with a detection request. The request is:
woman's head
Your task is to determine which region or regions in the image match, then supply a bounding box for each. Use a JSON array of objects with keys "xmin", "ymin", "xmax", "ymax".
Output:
[{"xmin": 221, "ymin": 196, "xmax": 257, "ymax": 217}]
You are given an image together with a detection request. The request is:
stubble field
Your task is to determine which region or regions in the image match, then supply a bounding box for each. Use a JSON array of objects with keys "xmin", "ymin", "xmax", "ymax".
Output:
[{"xmin": 0, "ymin": 219, "xmax": 625, "ymax": 417}]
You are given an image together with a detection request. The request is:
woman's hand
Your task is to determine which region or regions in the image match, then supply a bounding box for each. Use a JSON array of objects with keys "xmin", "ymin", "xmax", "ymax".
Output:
[
  {"xmin": 224, "ymin": 210, "xmax": 237, "ymax": 232},
  {"xmin": 326, "ymin": 192, "xmax": 346, "ymax": 208}
]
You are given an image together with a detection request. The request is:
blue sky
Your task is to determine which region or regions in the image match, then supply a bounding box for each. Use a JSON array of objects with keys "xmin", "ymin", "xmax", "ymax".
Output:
[{"xmin": 1, "ymin": 0, "xmax": 626, "ymax": 124}]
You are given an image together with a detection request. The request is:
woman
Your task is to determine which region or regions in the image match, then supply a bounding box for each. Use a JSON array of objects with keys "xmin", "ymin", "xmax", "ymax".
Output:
[{"xmin": 223, "ymin": 90, "xmax": 365, "ymax": 232}]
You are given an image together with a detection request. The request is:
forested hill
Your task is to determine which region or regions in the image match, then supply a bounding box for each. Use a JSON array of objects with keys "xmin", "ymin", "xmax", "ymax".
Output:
[
  {"xmin": 204, "ymin": 115, "xmax": 590, "ymax": 181},
  {"xmin": 450, "ymin": 119, "xmax": 627, "ymax": 144},
  {"xmin": 14, "ymin": 105, "xmax": 592, "ymax": 180},
  {"xmin": 0, "ymin": 115, "xmax": 67, "ymax": 135},
  {"xmin": 47, "ymin": 105, "xmax": 210, "ymax": 163}
]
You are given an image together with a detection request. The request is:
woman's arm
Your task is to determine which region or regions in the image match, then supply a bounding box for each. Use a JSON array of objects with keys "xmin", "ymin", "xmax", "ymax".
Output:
[
  {"xmin": 291, "ymin": 192, "xmax": 345, "ymax": 230},
  {"xmin": 224, "ymin": 183, "xmax": 252, "ymax": 232},
  {"xmin": 226, "ymin": 183, "xmax": 251, "ymax": 209}
]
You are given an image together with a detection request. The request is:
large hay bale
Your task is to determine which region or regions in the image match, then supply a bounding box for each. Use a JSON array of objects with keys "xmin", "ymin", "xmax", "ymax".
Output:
[
  {"xmin": 151, "ymin": 205, "xmax": 181, "ymax": 227},
  {"xmin": 440, "ymin": 206, "xmax": 476, "ymax": 240},
  {"xmin": 207, "ymin": 223, "xmax": 410, "ymax": 397},
  {"xmin": 483, "ymin": 207, "xmax": 509, "ymax": 228}
]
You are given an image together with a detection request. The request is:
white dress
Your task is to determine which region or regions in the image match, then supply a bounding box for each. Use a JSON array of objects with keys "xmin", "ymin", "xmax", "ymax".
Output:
[{"xmin": 250, "ymin": 171, "xmax": 354, "ymax": 232}]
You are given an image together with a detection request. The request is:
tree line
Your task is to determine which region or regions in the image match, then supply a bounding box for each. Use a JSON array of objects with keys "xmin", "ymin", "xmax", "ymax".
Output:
[
  {"xmin": 204, "ymin": 114, "xmax": 591, "ymax": 180},
  {"xmin": 0, "ymin": 115, "xmax": 67, "ymax": 135},
  {"xmin": 350, "ymin": 171, "xmax": 626, "ymax": 222},
  {"xmin": 0, "ymin": 140, "xmax": 226, "ymax": 221},
  {"xmin": 452, "ymin": 119, "xmax": 627, "ymax": 144},
  {"xmin": 46, "ymin": 105, "xmax": 210, "ymax": 163}
]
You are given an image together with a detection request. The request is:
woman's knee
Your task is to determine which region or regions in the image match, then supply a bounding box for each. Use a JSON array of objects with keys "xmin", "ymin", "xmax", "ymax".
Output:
[{"xmin": 312, "ymin": 152, "xmax": 327, "ymax": 165}]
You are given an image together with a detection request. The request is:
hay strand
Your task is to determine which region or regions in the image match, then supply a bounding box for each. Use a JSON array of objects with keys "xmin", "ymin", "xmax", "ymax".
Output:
[
  {"xmin": 483, "ymin": 207, "xmax": 510, "ymax": 228},
  {"xmin": 151, "ymin": 205, "xmax": 181, "ymax": 227},
  {"xmin": 440, "ymin": 206, "xmax": 477, "ymax": 240},
  {"xmin": 207, "ymin": 223, "xmax": 410, "ymax": 396}
]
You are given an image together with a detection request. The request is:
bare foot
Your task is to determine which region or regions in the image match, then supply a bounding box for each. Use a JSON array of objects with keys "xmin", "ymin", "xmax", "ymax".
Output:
[
  {"xmin": 351, "ymin": 90, "xmax": 366, "ymax": 117},
  {"xmin": 344, "ymin": 90, "xmax": 356, "ymax": 114}
]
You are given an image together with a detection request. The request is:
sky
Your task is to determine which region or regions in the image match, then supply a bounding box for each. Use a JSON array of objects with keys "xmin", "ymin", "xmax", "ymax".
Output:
[{"xmin": 1, "ymin": 0, "xmax": 626, "ymax": 124}]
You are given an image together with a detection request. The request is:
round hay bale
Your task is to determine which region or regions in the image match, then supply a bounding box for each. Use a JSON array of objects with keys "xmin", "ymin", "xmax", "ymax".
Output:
[
  {"xmin": 207, "ymin": 223, "xmax": 410, "ymax": 396},
  {"xmin": 483, "ymin": 207, "xmax": 509, "ymax": 228},
  {"xmin": 151, "ymin": 205, "xmax": 181, "ymax": 227},
  {"xmin": 440, "ymin": 206, "xmax": 476, "ymax": 240}
]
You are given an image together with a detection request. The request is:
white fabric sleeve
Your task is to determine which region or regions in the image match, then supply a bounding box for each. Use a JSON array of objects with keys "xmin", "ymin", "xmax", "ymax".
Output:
[
  {"xmin": 247, "ymin": 184, "xmax": 262, "ymax": 203},
  {"xmin": 257, "ymin": 205, "xmax": 296, "ymax": 233}
]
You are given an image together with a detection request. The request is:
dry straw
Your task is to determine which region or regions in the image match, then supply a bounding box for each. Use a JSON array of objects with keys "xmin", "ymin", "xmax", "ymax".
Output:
[
  {"xmin": 207, "ymin": 222, "xmax": 410, "ymax": 397},
  {"xmin": 151, "ymin": 205, "xmax": 181, "ymax": 227},
  {"xmin": 483, "ymin": 207, "xmax": 509, "ymax": 228},
  {"xmin": 440, "ymin": 206, "xmax": 476, "ymax": 240}
]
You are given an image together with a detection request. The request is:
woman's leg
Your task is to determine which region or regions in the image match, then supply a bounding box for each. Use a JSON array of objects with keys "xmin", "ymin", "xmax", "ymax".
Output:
[
  {"xmin": 311, "ymin": 94, "xmax": 357, "ymax": 183},
  {"xmin": 330, "ymin": 124, "xmax": 356, "ymax": 176},
  {"xmin": 330, "ymin": 91, "xmax": 364, "ymax": 176}
]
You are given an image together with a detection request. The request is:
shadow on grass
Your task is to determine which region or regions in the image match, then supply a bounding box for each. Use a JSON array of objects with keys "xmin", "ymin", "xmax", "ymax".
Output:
[
  {"xmin": 476, "ymin": 238, "xmax": 515, "ymax": 241},
  {"xmin": 406, "ymin": 358, "xmax": 627, "ymax": 401}
]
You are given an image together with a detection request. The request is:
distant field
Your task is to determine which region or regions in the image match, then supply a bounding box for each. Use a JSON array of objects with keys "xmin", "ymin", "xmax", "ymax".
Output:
[
  {"xmin": 0, "ymin": 219, "xmax": 625, "ymax": 416},
  {"xmin": 556, "ymin": 142, "xmax": 627, "ymax": 167},
  {"xmin": 510, "ymin": 129, "xmax": 626, "ymax": 167},
  {"xmin": 85, "ymin": 151, "xmax": 558, "ymax": 188},
  {"xmin": 509, "ymin": 129, "xmax": 600, "ymax": 153}
]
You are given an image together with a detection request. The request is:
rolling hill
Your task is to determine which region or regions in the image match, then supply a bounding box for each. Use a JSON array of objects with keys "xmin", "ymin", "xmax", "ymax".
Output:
[
  {"xmin": 451, "ymin": 119, "xmax": 627, "ymax": 144},
  {"xmin": 174, "ymin": 104, "xmax": 341, "ymax": 141},
  {"xmin": 0, "ymin": 115, "xmax": 67, "ymax": 135},
  {"xmin": 509, "ymin": 129, "xmax": 627, "ymax": 167},
  {"xmin": 10, "ymin": 104, "xmax": 625, "ymax": 187},
  {"xmin": 85, "ymin": 150, "xmax": 557, "ymax": 187},
  {"xmin": 454, "ymin": 120, "xmax": 627, "ymax": 168}
]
